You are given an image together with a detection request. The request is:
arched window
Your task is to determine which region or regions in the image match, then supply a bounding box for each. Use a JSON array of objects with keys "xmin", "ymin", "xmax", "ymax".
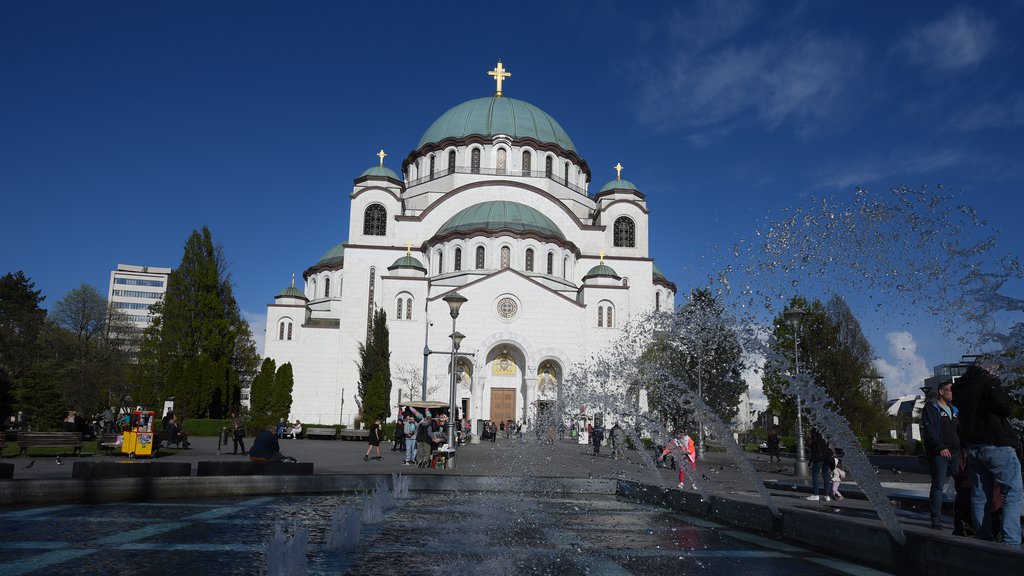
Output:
[
  {"xmin": 437, "ymin": 250, "xmax": 443, "ymax": 274},
  {"xmin": 496, "ymin": 148, "xmax": 506, "ymax": 174},
  {"xmin": 525, "ymin": 248, "xmax": 534, "ymax": 272},
  {"xmin": 448, "ymin": 150, "xmax": 456, "ymax": 173},
  {"xmin": 655, "ymin": 291, "xmax": 661, "ymax": 311},
  {"xmin": 279, "ymin": 322, "xmax": 285, "ymax": 340},
  {"xmin": 545, "ymin": 155, "xmax": 553, "ymax": 177},
  {"xmin": 429, "ymin": 154, "xmax": 435, "ymax": 176},
  {"xmin": 471, "ymin": 148, "xmax": 480, "ymax": 174},
  {"xmin": 598, "ymin": 306, "xmax": 604, "ymax": 327},
  {"xmin": 455, "ymin": 247, "xmax": 462, "ymax": 271},
  {"xmin": 278, "ymin": 319, "xmax": 293, "ymax": 340},
  {"xmin": 324, "ymin": 277, "xmax": 331, "ymax": 298},
  {"xmin": 287, "ymin": 322, "xmax": 292, "ymax": 340},
  {"xmin": 475, "ymin": 246, "xmax": 485, "ymax": 269},
  {"xmin": 396, "ymin": 297, "xmax": 404, "ymax": 319},
  {"xmin": 500, "ymin": 246, "xmax": 511, "ymax": 269},
  {"xmin": 363, "ymin": 204, "xmax": 387, "ymax": 236},
  {"xmin": 563, "ymin": 256, "xmax": 569, "ymax": 278},
  {"xmin": 406, "ymin": 298, "xmax": 413, "ymax": 320},
  {"xmin": 366, "ymin": 267, "xmax": 376, "ymax": 338},
  {"xmin": 613, "ymin": 216, "xmax": 635, "ymax": 248},
  {"xmin": 310, "ymin": 277, "xmax": 316, "ymax": 297},
  {"xmin": 563, "ymin": 161, "xmax": 569, "ymax": 185},
  {"xmin": 522, "ymin": 151, "xmax": 531, "ymax": 176},
  {"xmin": 607, "ymin": 306, "xmax": 613, "ymax": 327},
  {"xmin": 546, "ymin": 252, "xmax": 554, "ymax": 275}
]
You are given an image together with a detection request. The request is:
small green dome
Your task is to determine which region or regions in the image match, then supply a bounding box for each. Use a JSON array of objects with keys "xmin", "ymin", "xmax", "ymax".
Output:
[
  {"xmin": 437, "ymin": 201, "xmax": 564, "ymax": 239},
  {"xmin": 316, "ymin": 243, "xmax": 345, "ymax": 267},
  {"xmin": 419, "ymin": 96, "xmax": 576, "ymax": 152},
  {"xmin": 359, "ymin": 165, "xmax": 401, "ymax": 180},
  {"xmin": 653, "ymin": 264, "xmax": 666, "ymax": 280},
  {"xmin": 276, "ymin": 286, "xmax": 307, "ymax": 300},
  {"xmin": 598, "ymin": 178, "xmax": 639, "ymax": 193},
  {"xmin": 389, "ymin": 255, "xmax": 426, "ymax": 272},
  {"xmin": 584, "ymin": 263, "xmax": 620, "ymax": 280}
]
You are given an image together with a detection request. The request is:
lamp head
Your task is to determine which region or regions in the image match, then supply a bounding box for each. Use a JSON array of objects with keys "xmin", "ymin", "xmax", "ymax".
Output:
[
  {"xmin": 450, "ymin": 331, "xmax": 465, "ymax": 350},
  {"xmin": 783, "ymin": 307, "xmax": 804, "ymax": 331},
  {"xmin": 443, "ymin": 292, "xmax": 468, "ymax": 318}
]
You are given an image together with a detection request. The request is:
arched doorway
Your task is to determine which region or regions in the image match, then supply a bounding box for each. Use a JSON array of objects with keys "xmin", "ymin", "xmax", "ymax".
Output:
[{"xmin": 484, "ymin": 345, "xmax": 526, "ymax": 425}]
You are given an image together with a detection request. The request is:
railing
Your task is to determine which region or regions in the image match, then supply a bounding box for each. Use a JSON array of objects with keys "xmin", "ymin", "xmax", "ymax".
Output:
[{"xmin": 405, "ymin": 166, "xmax": 591, "ymax": 197}]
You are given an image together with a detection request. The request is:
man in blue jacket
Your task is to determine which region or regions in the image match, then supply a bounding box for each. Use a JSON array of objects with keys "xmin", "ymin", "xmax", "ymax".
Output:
[{"xmin": 921, "ymin": 381, "xmax": 960, "ymax": 529}]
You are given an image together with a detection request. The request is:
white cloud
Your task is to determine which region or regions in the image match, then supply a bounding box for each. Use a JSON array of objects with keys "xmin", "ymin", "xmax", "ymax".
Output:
[
  {"xmin": 632, "ymin": 7, "xmax": 864, "ymax": 138},
  {"xmin": 873, "ymin": 331, "xmax": 932, "ymax": 398},
  {"xmin": 956, "ymin": 94, "xmax": 1024, "ymax": 131},
  {"xmin": 897, "ymin": 6, "xmax": 997, "ymax": 71},
  {"xmin": 243, "ymin": 309, "xmax": 267, "ymax": 357}
]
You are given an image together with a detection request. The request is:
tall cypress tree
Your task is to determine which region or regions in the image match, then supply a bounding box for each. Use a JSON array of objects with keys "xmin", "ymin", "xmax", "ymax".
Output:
[
  {"xmin": 356, "ymin": 308, "xmax": 392, "ymax": 422},
  {"xmin": 271, "ymin": 363, "xmax": 294, "ymax": 423},
  {"xmin": 0, "ymin": 272, "xmax": 48, "ymax": 425}
]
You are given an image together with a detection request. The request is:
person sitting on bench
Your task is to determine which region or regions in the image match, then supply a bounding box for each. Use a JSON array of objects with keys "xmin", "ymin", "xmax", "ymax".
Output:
[
  {"xmin": 249, "ymin": 426, "xmax": 293, "ymax": 463},
  {"xmin": 287, "ymin": 420, "xmax": 303, "ymax": 439},
  {"xmin": 165, "ymin": 414, "xmax": 191, "ymax": 448}
]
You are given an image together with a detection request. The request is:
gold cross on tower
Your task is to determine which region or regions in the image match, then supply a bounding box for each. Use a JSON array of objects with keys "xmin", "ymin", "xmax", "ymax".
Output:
[
  {"xmin": 377, "ymin": 149, "xmax": 387, "ymax": 167},
  {"xmin": 614, "ymin": 163, "xmax": 623, "ymax": 180},
  {"xmin": 488, "ymin": 61, "xmax": 511, "ymax": 97},
  {"xmin": 406, "ymin": 241, "xmax": 412, "ymax": 256},
  {"xmin": 599, "ymin": 250, "xmax": 605, "ymax": 264}
]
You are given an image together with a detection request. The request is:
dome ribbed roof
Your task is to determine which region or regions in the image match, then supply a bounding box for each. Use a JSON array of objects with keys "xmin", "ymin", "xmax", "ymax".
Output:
[
  {"xmin": 598, "ymin": 178, "xmax": 639, "ymax": 193},
  {"xmin": 653, "ymin": 264, "xmax": 666, "ymax": 280},
  {"xmin": 583, "ymin": 263, "xmax": 620, "ymax": 280},
  {"xmin": 437, "ymin": 201, "xmax": 564, "ymax": 240},
  {"xmin": 359, "ymin": 166, "xmax": 401, "ymax": 180},
  {"xmin": 389, "ymin": 255, "xmax": 426, "ymax": 271},
  {"xmin": 276, "ymin": 286, "xmax": 307, "ymax": 300},
  {"xmin": 418, "ymin": 97, "xmax": 576, "ymax": 152},
  {"xmin": 316, "ymin": 244, "xmax": 345, "ymax": 266}
]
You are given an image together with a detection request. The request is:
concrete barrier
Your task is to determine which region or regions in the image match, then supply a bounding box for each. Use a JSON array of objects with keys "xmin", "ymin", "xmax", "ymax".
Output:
[
  {"xmin": 196, "ymin": 461, "xmax": 314, "ymax": 476},
  {"xmin": 72, "ymin": 461, "xmax": 191, "ymax": 479},
  {"xmin": 0, "ymin": 462, "xmax": 13, "ymax": 480}
]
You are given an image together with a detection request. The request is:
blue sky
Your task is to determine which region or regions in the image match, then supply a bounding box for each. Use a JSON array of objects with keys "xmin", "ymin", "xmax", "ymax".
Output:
[{"xmin": 2, "ymin": 1, "xmax": 1022, "ymax": 399}]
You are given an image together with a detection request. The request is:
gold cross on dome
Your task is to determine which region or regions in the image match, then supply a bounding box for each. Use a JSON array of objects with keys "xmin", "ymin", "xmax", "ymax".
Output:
[
  {"xmin": 614, "ymin": 162, "xmax": 623, "ymax": 180},
  {"xmin": 488, "ymin": 61, "xmax": 511, "ymax": 96},
  {"xmin": 406, "ymin": 241, "xmax": 411, "ymax": 256},
  {"xmin": 377, "ymin": 149, "xmax": 387, "ymax": 167},
  {"xmin": 291, "ymin": 273, "xmax": 295, "ymax": 287},
  {"xmin": 599, "ymin": 250, "xmax": 605, "ymax": 264}
]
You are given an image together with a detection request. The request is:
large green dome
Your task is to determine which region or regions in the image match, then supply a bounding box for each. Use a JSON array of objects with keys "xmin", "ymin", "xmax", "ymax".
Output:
[
  {"xmin": 437, "ymin": 201, "xmax": 564, "ymax": 240},
  {"xmin": 418, "ymin": 97, "xmax": 576, "ymax": 152}
]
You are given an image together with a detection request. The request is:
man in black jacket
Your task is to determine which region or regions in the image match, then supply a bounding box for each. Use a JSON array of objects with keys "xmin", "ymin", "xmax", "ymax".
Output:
[
  {"xmin": 952, "ymin": 358, "xmax": 1021, "ymax": 546},
  {"xmin": 921, "ymin": 381, "xmax": 959, "ymax": 529}
]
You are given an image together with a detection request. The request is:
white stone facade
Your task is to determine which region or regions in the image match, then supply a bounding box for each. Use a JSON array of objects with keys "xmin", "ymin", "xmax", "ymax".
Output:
[{"xmin": 264, "ymin": 91, "xmax": 676, "ymax": 428}]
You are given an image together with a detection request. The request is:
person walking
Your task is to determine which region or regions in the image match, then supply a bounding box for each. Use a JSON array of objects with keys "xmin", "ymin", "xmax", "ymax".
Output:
[
  {"xmin": 829, "ymin": 452, "xmax": 846, "ymax": 501},
  {"xmin": 230, "ymin": 411, "xmax": 246, "ymax": 455},
  {"xmin": 391, "ymin": 416, "xmax": 405, "ymax": 451},
  {"xmin": 488, "ymin": 421, "xmax": 498, "ymax": 443},
  {"xmin": 952, "ymin": 356, "xmax": 1022, "ymax": 546},
  {"xmin": 364, "ymin": 418, "xmax": 383, "ymax": 461},
  {"xmin": 921, "ymin": 380, "xmax": 960, "ymax": 529},
  {"xmin": 766, "ymin": 429, "xmax": 782, "ymax": 464},
  {"xmin": 660, "ymin": 432, "xmax": 696, "ymax": 489},
  {"xmin": 610, "ymin": 423, "xmax": 626, "ymax": 460},
  {"xmin": 591, "ymin": 424, "xmax": 604, "ymax": 456},
  {"xmin": 806, "ymin": 429, "xmax": 833, "ymax": 501}
]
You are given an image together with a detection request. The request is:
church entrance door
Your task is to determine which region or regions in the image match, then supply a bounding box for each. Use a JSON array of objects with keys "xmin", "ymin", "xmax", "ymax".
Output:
[{"xmin": 490, "ymin": 389, "xmax": 516, "ymax": 424}]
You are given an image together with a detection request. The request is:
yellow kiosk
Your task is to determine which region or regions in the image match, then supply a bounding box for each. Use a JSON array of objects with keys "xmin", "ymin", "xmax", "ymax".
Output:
[{"xmin": 121, "ymin": 410, "xmax": 157, "ymax": 458}]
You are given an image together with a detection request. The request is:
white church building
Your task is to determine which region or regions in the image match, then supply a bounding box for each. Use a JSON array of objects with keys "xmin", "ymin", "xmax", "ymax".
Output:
[{"xmin": 264, "ymin": 63, "xmax": 676, "ymax": 428}]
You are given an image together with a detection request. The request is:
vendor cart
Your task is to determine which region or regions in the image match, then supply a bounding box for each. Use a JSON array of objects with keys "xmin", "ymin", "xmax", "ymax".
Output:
[{"xmin": 121, "ymin": 410, "xmax": 157, "ymax": 458}]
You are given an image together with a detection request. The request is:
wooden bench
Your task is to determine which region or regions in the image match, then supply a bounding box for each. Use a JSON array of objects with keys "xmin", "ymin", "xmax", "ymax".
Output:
[
  {"xmin": 99, "ymin": 433, "xmax": 121, "ymax": 454},
  {"xmin": 17, "ymin": 432, "xmax": 84, "ymax": 456},
  {"xmin": 305, "ymin": 427, "xmax": 338, "ymax": 440},
  {"xmin": 338, "ymin": 429, "xmax": 369, "ymax": 441},
  {"xmin": 871, "ymin": 442, "xmax": 902, "ymax": 455}
]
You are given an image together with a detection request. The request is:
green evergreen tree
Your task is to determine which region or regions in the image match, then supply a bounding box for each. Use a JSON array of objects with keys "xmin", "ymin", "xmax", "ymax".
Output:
[
  {"xmin": 0, "ymin": 271, "xmax": 47, "ymax": 420},
  {"xmin": 248, "ymin": 357, "xmax": 277, "ymax": 431},
  {"xmin": 271, "ymin": 362, "xmax": 294, "ymax": 422},
  {"xmin": 356, "ymin": 308, "xmax": 391, "ymax": 422},
  {"xmin": 136, "ymin": 227, "xmax": 259, "ymax": 418}
]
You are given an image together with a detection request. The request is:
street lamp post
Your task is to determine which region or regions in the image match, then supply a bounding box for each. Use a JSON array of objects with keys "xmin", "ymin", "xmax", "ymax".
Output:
[
  {"xmin": 442, "ymin": 292, "xmax": 467, "ymax": 469},
  {"xmin": 784, "ymin": 307, "xmax": 809, "ymax": 477}
]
